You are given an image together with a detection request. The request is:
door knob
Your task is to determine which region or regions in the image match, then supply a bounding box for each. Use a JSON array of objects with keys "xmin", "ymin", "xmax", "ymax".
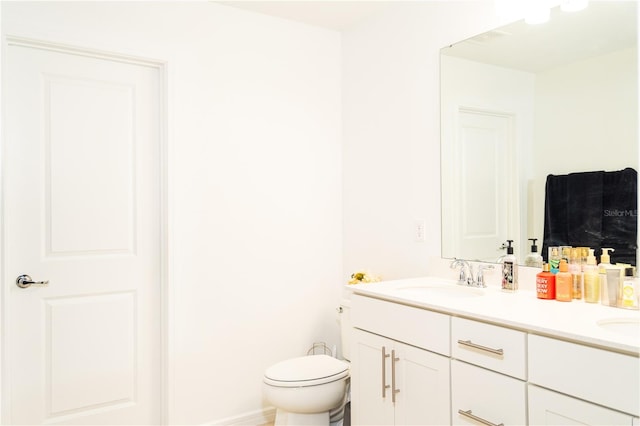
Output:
[{"xmin": 16, "ymin": 275, "xmax": 49, "ymax": 289}]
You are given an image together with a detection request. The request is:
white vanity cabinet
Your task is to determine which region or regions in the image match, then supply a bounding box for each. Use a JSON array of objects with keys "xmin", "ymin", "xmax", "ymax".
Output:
[
  {"xmin": 351, "ymin": 328, "xmax": 450, "ymax": 425},
  {"xmin": 349, "ymin": 285, "xmax": 640, "ymax": 426},
  {"xmin": 528, "ymin": 334, "xmax": 639, "ymax": 425},
  {"xmin": 528, "ymin": 384, "xmax": 635, "ymax": 425},
  {"xmin": 350, "ymin": 295, "xmax": 451, "ymax": 425},
  {"xmin": 450, "ymin": 317, "xmax": 527, "ymax": 425}
]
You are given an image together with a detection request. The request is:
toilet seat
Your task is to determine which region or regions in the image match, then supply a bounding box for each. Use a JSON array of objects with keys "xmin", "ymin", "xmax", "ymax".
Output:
[{"xmin": 264, "ymin": 354, "xmax": 349, "ymax": 388}]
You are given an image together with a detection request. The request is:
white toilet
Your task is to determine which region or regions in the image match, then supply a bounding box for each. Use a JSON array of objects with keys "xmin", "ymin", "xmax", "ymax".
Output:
[{"xmin": 263, "ymin": 299, "xmax": 352, "ymax": 426}]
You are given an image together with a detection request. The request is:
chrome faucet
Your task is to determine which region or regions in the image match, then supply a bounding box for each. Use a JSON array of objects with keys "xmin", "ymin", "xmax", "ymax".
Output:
[
  {"xmin": 451, "ymin": 259, "xmax": 494, "ymax": 287},
  {"xmin": 450, "ymin": 259, "xmax": 473, "ymax": 286}
]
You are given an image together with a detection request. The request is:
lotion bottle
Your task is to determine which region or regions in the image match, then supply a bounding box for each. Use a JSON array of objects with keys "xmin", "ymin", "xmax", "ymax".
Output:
[
  {"xmin": 555, "ymin": 259, "xmax": 572, "ymax": 302},
  {"xmin": 525, "ymin": 238, "xmax": 543, "ymax": 268},
  {"xmin": 501, "ymin": 240, "xmax": 518, "ymax": 292},
  {"xmin": 583, "ymin": 249, "xmax": 600, "ymax": 303},
  {"xmin": 536, "ymin": 263, "xmax": 556, "ymax": 300},
  {"xmin": 598, "ymin": 248, "xmax": 614, "ymax": 305}
]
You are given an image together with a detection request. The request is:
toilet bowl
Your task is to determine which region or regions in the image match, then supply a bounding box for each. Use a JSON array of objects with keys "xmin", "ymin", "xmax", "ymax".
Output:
[
  {"xmin": 263, "ymin": 299, "xmax": 352, "ymax": 426},
  {"xmin": 263, "ymin": 355, "xmax": 349, "ymax": 425}
]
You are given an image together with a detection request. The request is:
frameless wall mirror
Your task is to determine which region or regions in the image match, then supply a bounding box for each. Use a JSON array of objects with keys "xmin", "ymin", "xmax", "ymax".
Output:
[{"xmin": 440, "ymin": 1, "xmax": 638, "ymax": 265}]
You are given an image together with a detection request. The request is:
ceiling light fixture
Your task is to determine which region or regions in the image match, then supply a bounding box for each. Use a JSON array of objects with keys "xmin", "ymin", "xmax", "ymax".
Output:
[{"xmin": 560, "ymin": 0, "xmax": 589, "ymax": 12}]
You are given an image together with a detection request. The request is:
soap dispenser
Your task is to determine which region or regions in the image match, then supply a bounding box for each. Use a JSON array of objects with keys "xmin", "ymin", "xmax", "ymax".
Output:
[
  {"xmin": 501, "ymin": 240, "xmax": 518, "ymax": 292},
  {"xmin": 583, "ymin": 249, "xmax": 600, "ymax": 303},
  {"xmin": 524, "ymin": 238, "xmax": 543, "ymax": 268}
]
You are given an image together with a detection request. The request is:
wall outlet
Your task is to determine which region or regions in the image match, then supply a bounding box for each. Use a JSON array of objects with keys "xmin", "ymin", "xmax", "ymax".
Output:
[{"xmin": 414, "ymin": 219, "xmax": 426, "ymax": 242}]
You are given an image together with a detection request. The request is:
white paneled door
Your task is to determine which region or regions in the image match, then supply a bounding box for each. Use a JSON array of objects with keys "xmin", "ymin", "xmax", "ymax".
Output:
[
  {"xmin": 452, "ymin": 108, "xmax": 517, "ymax": 262},
  {"xmin": 3, "ymin": 39, "xmax": 163, "ymax": 425}
]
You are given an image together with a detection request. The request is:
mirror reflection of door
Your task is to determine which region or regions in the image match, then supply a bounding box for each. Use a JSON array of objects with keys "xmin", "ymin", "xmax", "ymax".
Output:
[{"xmin": 446, "ymin": 108, "xmax": 518, "ymax": 262}]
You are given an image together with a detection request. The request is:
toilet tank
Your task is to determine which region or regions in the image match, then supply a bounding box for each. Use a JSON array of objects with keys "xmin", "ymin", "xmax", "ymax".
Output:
[{"xmin": 339, "ymin": 299, "xmax": 352, "ymax": 361}]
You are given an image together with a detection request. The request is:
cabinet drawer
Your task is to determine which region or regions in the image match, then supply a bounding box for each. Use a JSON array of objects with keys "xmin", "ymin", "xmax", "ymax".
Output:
[
  {"xmin": 451, "ymin": 317, "xmax": 526, "ymax": 379},
  {"xmin": 529, "ymin": 384, "xmax": 634, "ymax": 425},
  {"xmin": 351, "ymin": 294, "xmax": 450, "ymax": 356},
  {"xmin": 451, "ymin": 359, "xmax": 526, "ymax": 426},
  {"xmin": 529, "ymin": 334, "xmax": 639, "ymax": 416}
]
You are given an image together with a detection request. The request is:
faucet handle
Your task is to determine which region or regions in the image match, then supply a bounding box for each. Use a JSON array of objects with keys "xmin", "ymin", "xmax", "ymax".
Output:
[
  {"xmin": 475, "ymin": 264, "xmax": 494, "ymax": 288},
  {"xmin": 449, "ymin": 259, "xmax": 467, "ymax": 284}
]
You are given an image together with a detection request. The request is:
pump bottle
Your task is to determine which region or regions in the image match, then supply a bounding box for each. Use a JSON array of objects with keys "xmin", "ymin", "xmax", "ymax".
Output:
[
  {"xmin": 524, "ymin": 238, "xmax": 543, "ymax": 268},
  {"xmin": 501, "ymin": 240, "xmax": 518, "ymax": 292},
  {"xmin": 583, "ymin": 249, "xmax": 600, "ymax": 303},
  {"xmin": 598, "ymin": 248, "xmax": 615, "ymax": 305}
]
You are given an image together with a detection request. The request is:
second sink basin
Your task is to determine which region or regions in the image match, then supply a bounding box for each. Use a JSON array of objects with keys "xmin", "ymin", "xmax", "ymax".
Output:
[{"xmin": 596, "ymin": 317, "xmax": 640, "ymax": 338}]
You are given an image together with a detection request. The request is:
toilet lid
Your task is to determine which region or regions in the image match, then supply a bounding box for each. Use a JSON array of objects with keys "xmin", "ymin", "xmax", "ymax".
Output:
[{"xmin": 264, "ymin": 355, "xmax": 349, "ymax": 388}]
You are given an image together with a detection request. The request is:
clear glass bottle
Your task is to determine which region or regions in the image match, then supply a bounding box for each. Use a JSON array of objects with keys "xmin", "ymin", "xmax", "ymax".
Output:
[
  {"xmin": 620, "ymin": 267, "xmax": 639, "ymax": 310},
  {"xmin": 555, "ymin": 260, "xmax": 572, "ymax": 302},
  {"xmin": 569, "ymin": 248, "xmax": 582, "ymax": 299},
  {"xmin": 583, "ymin": 249, "xmax": 600, "ymax": 303}
]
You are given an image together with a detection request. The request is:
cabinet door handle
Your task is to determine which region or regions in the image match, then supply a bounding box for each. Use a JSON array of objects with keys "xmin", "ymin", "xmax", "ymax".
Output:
[
  {"xmin": 391, "ymin": 349, "xmax": 400, "ymax": 403},
  {"xmin": 458, "ymin": 409, "xmax": 504, "ymax": 426},
  {"xmin": 381, "ymin": 346, "xmax": 390, "ymax": 398},
  {"xmin": 457, "ymin": 339, "xmax": 504, "ymax": 356}
]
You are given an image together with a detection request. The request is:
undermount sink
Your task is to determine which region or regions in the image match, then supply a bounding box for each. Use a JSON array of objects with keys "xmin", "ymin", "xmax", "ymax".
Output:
[
  {"xmin": 596, "ymin": 318, "xmax": 640, "ymax": 338},
  {"xmin": 394, "ymin": 283, "xmax": 485, "ymax": 298}
]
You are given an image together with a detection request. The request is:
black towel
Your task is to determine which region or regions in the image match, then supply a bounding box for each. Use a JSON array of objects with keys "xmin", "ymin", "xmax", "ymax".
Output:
[{"xmin": 542, "ymin": 168, "xmax": 637, "ymax": 265}]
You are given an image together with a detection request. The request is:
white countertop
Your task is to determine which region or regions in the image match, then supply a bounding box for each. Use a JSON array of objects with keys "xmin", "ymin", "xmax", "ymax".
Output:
[{"xmin": 348, "ymin": 276, "xmax": 640, "ymax": 356}]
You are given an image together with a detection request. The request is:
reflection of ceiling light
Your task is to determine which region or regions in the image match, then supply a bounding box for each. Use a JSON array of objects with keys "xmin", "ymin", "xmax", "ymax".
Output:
[
  {"xmin": 495, "ymin": 0, "xmax": 589, "ymax": 25},
  {"xmin": 561, "ymin": 0, "xmax": 589, "ymax": 12},
  {"xmin": 525, "ymin": 3, "xmax": 551, "ymax": 24}
]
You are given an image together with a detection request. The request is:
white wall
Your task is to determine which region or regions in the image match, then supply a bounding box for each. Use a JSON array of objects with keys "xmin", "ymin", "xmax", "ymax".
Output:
[
  {"xmin": 2, "ymin": 2, "xmax": 342, "ymax": 424},
  {"xmin": 342, "ymin": 1, "xmax": 502, "ymax": 280}
]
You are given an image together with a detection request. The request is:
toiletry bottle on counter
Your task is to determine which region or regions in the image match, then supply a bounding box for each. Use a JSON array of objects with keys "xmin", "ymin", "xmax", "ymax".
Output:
[
  {"xmin": 583, "ymin": 249, "xmax": 600, "ymax": 303},
  {"xmin": 549, "ymin": 247, "xmax": 560, "ymax": 274},
  {"xmin": 569, "ymin": 248, "xmax": 582, "ymax": 299},
  {"xmin": 621, "ymin": 268, "xmax": 639, "ymax": 310},
  {"xmin": 555, "ymin": 260, "xmax": 572, "ymax": 302},
  {"xmin": 501, "ymin": 240, "xmax": 518, "ymax": 292},
  {"xmin": 525, "ymin": 238, "xmax": 543, "ymax": 268},
  {"xmin": 536, "ymin": 263, "xmax": 556, "ymax": 300},
  {"xmin": 602, "ymin": 267, "xmax": 621, "ymax": 307},
  {"xmin": 598, "ymin": 248, "xmax": 615, "ymax": 306}
]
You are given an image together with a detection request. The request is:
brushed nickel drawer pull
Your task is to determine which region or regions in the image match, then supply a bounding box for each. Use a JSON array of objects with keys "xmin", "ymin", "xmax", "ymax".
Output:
[
  {"xmin": 391, "ymin": 349, "xmax": 400, "ymax": 403},
  {"xmin": 381, "ymin": 346, "xmax": 390, "ymax": 398},
  {"xmin": 457, "ymin": 339, "xmax": 504, "ymax": 355},
  {"xmin": 458, "ymin": 409, "xmax": 504, "ymax": 426}
]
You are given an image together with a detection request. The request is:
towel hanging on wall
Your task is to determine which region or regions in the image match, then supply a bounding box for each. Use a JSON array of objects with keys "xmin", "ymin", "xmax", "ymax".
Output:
[{"xmin": 542, "ymin": 167, "xmax": 637, "ymax": 265}]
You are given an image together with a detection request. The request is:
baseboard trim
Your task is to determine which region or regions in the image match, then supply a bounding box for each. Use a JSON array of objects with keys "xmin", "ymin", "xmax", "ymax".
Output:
[{"xmin": 206, "ymin": 407, "xmax": 276, "ymax": 426}]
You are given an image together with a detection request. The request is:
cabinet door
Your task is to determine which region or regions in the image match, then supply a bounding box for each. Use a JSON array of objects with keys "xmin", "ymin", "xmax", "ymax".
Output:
[
  {"xmin": 395, "ymin": 342, "xmax": 451, "ymax": 425},
  {"xmin": 451, "ymin": 360, "xmax": 526, "ymax": 426},
  {"xmin": 529, "ymin": 385, "xmax": 634, "ymax": 425},
  {"xmin": 351, "ymin": 329, "xmax": 394, "ymax": 425}
]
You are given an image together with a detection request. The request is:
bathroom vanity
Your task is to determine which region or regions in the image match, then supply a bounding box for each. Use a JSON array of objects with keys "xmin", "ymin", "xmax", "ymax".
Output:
[{"xmin": 348, "ymin": 277, "xmax": 640, "ymax": 426}]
